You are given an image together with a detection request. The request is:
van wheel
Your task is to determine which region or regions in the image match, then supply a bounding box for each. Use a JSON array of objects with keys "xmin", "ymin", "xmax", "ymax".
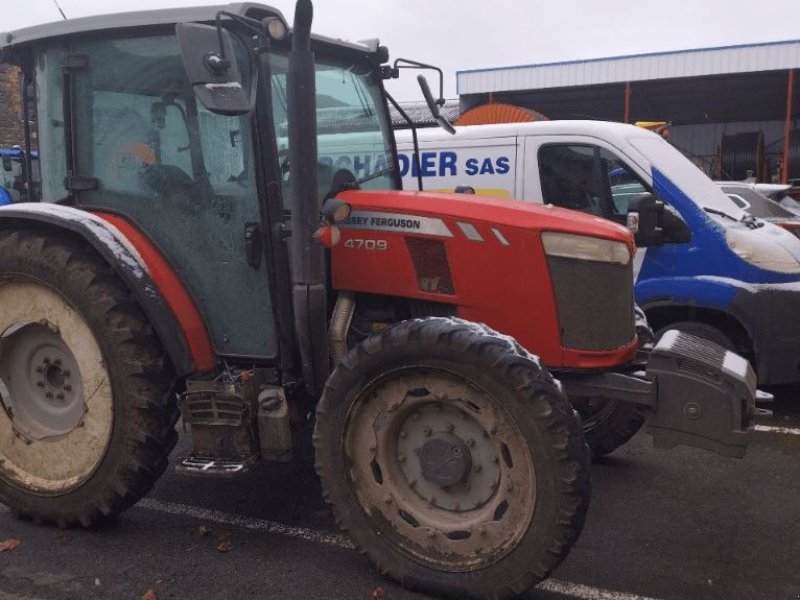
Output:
[
  {"xmin": 0, "ymin": 230, "xmax": 177, "ymax": 527},
  {"xmin": 572, "ymin": 398, "xmax": 647, "ymax": 458},
  {"xmin": 571, "ymin": 307, "xmax": 653, "ymax": 458},
  {"xmin": 314, "ymin": 318, "xmax": 590, "ymax": 599}
]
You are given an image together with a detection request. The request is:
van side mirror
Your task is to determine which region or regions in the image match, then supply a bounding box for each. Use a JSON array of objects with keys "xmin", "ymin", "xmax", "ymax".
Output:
[
  {"xmin": 628, "ymin": 194, "xmax": 691, "ymax": 247},
  {"xmin": 1, "ymin": 157, "xmax": 11, "ymax": 172},
  {"xmin": 176, "ymin": 23, "xmax": 251, "ymax": 116}
]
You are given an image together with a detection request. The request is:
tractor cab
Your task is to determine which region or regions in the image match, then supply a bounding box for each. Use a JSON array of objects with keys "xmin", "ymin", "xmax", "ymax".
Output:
[{"xmin": 3, "ymin": 4, "xmax": 397, "ymax": 366}]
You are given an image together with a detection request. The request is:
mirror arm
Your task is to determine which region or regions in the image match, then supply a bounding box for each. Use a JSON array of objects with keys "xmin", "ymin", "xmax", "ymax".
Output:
[
  {"xmin": 385, "ymin": 90, "xmax": 423, "ymax": 191},
  {"xmin": 392, "ymin": 58, "xmax": 446, "ymax": 105}
]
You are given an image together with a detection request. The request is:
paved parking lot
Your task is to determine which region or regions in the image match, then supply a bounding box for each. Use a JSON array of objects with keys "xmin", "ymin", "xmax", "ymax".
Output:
[{"xmin": 0, "ymin": 394, "xmax": 798, "ymax": 600}]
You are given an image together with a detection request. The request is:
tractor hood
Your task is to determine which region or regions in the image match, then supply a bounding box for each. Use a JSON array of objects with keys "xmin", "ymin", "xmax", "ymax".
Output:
[
  {"xmin": 337, "ymin": 189, "xmax": 635, "ymax": 249},
  {"xmin": 332, "ymin": 189, "xmax": 638, "ymax": 370}
]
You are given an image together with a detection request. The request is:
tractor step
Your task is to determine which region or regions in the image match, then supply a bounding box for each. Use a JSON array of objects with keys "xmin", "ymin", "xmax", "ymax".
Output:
[{"xmin": 175, "ymin": 455, "xmax": 256, "ymax": 477}]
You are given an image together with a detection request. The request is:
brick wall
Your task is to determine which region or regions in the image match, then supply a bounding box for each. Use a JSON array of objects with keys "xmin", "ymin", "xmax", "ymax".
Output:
[{"xmin": 0, "ymin": 65, "xmax": 23, "ymax": 148}]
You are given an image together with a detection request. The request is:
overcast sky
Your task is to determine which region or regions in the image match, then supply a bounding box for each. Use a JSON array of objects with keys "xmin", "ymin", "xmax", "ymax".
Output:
[{"xmin": 4, "ymin": 0, "xmax": 800, "ymax": 100}]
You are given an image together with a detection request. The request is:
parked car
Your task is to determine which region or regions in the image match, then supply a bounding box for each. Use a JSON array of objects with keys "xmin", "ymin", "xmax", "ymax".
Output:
[{"xmin": 718, "ymin": 181, "xmax": 800, "ymax": 237}]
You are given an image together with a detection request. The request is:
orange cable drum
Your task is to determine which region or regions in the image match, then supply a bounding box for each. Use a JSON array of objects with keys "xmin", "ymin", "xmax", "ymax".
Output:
[{"xmin": 454, "ymin": 103, "xmax": 549, "ymax": 126}]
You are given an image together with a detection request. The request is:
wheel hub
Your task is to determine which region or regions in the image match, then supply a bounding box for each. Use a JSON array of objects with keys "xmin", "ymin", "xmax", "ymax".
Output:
[
  {"xmin": 418, "ymin": 433, "xmax": 472, "ymax": 487},
  {"xmin": 0, "ymin": 322, "xmax": 84, "ymax": 440},
  {"xmin": 396, "ymin": 400, "xmax": 501, "ymax": 512}
]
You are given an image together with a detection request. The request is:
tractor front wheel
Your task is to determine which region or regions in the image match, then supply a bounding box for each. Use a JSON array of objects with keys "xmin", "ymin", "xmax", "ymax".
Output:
[
  {"xmin": 314, "ymin": 318, "xmax": 590, "ymax": 599},
  {"xmin": 0, "ymin": 230, "xmax": 178, "ymax": 527}
]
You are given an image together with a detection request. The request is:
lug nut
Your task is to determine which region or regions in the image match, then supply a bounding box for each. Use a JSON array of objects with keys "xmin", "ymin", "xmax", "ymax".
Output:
[
  {"xmin": 473, "ymin": 464, "xmax": 482, "ymax": 473},
  {"xmin": 56, "ymin": 392, "xmax": 65, "ymax": 401},
  {"xmin": 491, "ymin": 455, "xmax": 499, "ymax": 464},
  {"xmin": 54, "ymin": 359, "xmax": 62, "ymax": 366},
  {"xmin": 384, "ymin": 496, "xmax": 393, "ymax": 505},
  {"xmin": 45, "ymin": 392, "xmax": 53, "ymax": 399},
  {"xmin": 445, "ymin": 423, "xmax": 454, "ymax": 432},
  {"xmin": 35, "ymin": 366, "xmax": 44, "ymax": 374},
  {"xmin": 423, "ymin": 426, "xmax": 432, "ymax": 437},
  {"xmin": 467, "ymin": 438, "xmax": 475, "ymax": 447},
  {"xmin": 398, "ymin": 453, "xmax": 406, "ymax": 463},
  {"xmin": 64, "ymin": 385, "xmax": 72, "ymax": 392},
  {"xmin": 36, "ymin": 381, "xmax": 44, "ymax": 388},
  {"xmin": 43, "ymin": 357, "xmax": 50, "ymax": 364},
  {"xmin": 63, "ymin": 370, "xmax": 71, "ymax": 378}
]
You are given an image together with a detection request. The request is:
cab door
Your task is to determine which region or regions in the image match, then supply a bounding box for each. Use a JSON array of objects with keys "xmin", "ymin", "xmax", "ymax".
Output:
[{"xmin": 63, "ymin": 36, "xmax": 278, "ymax": 359}]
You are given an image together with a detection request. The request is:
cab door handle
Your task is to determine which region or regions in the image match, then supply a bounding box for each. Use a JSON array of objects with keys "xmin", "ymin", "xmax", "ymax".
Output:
[{"xmin": 244, "ymin": 222, "xmax": 262, "ymax": 269}]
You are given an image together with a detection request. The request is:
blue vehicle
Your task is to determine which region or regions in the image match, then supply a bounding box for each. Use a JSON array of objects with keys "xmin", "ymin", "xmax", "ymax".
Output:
[
  {"xmin": 0, "ymin": 147, "xmax": 38, "ymax": 204},
  {"xmin": 396, "ymin": 121, "xmax": 800, "ymax": 384}
]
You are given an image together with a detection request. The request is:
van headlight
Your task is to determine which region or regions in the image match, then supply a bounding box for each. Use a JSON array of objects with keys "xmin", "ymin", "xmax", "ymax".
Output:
[
  {"xmin": 541, "ymin": 232, "xmax": 631, "ymax": 264},
  {"xmin": 726, "ymin": 227, "xmax": 800, "ymax": 273}
]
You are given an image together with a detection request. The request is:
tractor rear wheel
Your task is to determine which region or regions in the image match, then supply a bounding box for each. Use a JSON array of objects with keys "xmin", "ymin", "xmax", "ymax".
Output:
[
  {"xmin": 0, "ymin": 230, "xmax": 177, "ymax": 527},
  {"xmin": 314, "ymin": 318, "xmax": 590, "ymax": 599}
]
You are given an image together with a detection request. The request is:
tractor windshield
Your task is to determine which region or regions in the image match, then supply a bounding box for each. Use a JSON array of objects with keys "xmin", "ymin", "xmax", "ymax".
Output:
[{"xmin": 268, "ymin": 51, "xmax": 396, "ymax": 195}]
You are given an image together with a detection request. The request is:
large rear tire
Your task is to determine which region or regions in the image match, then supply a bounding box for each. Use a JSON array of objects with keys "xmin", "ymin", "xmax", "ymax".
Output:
[
  {"xmin": 314, "ymin": 318, "xmax": 590, "ymax": 600},
  {"xmin": 0, "ymin": 230, "xmax": 178, "ymax": 527}
]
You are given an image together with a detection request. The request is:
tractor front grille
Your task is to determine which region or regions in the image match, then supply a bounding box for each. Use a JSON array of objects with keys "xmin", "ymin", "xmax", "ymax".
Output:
[
  {"xmin": 546, "ymin": 256, "xmax": 634, "ymax": 351},
  {"xmin": 406, "ymin": 237, "xmax": 455, "ymax": 295}
]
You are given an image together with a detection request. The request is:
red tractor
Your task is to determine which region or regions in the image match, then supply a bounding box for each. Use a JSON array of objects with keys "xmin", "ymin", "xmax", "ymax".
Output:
[{"xmin": 0, "ymin": 2, "xmax": 763, "ymax": 598}]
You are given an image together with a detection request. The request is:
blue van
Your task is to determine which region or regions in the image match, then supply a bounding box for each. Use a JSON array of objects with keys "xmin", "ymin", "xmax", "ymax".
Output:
[{"xmin": 395, "ymin": 121, "xmax": 800, "ymax": 384}]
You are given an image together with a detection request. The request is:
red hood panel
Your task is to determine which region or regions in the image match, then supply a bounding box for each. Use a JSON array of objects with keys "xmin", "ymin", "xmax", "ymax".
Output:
[
  {"xmin": 331, "ymin": 189, "xmax": 638, "ymax": 369},
  {"xmin": 338, "ymin": 189, "xmax": 634, "ymax": 245}
]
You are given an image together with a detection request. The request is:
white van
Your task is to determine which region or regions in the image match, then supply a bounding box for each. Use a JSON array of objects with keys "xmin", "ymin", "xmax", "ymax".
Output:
[{"xmin": 394, "ymin": 121, "xmax": 800, "ymax": 386}]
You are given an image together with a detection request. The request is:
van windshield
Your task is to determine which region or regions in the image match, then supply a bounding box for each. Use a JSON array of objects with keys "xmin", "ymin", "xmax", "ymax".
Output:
[{"xmin": 629, "ymin": 134, "xmax": 747, "ymax": 222}]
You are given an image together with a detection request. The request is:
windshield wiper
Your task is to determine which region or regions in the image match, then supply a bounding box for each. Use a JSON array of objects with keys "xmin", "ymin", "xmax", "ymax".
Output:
[
  {"xmin": 704, "ymin": 206, "xmax": 739, "ymax": 222},
  {"xmin": 704, "ymin": 206, "xmax": 763, "ymax": 229},
  {"xmin": 356, "ymin": 166, "xmax": 394, "ymax": 185}
]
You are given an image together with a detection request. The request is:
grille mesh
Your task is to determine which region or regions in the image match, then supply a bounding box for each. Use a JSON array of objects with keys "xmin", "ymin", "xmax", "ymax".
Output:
[
  {"xmin": 405, "ymin": 238, "xmax": 455, "ymax": 295},
  {"xmin": 546, "ymin": 256, "xmax": 634, "ymax": 350}
]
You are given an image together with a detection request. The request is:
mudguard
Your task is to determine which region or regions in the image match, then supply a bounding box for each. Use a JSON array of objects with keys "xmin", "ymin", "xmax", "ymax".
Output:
[{"xmin": 0, "ymin": 203, "xmax": 197, "ymax": 375}]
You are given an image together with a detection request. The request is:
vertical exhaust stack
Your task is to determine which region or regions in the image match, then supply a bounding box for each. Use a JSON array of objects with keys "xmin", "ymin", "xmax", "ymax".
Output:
[{"xmin": 288, "ymin": 0, "xmax": 329, "ymax": 395}]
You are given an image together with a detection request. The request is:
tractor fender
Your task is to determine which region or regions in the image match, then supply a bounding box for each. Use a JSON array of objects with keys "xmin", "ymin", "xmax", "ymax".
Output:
[{"xmin": 0, "ymin": 203, "xmax": 198, "ymax": 376}]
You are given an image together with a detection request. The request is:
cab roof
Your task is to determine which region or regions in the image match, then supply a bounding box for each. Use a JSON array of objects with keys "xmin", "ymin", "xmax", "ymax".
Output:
[{"xmin": 0, "ymin": 2, "xmax": 379, "ymax": 58}]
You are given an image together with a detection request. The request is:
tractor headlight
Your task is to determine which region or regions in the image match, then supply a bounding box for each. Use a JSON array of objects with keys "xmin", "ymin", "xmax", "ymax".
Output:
[
  {"xmin": 726, "ymin": 226, "xmax": 800, "ymax": 273},
  {"xmin": 541, "ymin": 232, "xmax": 631, "ymax": 265}
]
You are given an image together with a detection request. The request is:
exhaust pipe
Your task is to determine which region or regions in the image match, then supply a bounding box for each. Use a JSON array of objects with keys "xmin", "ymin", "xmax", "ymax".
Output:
[{"xmin": 287, "ymin": 0, "xmax": 329, "ymax": 395}]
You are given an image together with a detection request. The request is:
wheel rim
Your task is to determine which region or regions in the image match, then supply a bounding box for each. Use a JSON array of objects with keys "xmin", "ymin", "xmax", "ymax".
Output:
[
  {"xmin": 343, "ymin": 367, "xmax": 536, "ymax": 572},
  {"xmin": 0, "ymin": 279, "xmax": 113, "ymax": 494}
]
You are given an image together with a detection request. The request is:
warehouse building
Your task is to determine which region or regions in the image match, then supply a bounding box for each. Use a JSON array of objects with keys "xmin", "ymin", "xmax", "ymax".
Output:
[{"xmin": 455, "ymin": 40, "xmax": 800, "ymax": 184}]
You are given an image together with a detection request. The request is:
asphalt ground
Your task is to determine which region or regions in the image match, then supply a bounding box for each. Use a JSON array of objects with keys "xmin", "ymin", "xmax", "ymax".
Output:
[{"xmin": 0, "ymin": 392, "xmax": 798, "ymax": 600}]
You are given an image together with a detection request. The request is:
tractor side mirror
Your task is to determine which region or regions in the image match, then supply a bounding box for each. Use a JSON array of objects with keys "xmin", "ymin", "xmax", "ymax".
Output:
[
  {"xmin": 418, "ymin": 75, "xmax": 455, "ymax": 135},
  {"xmin": 176, "ymin": 23, "xmax": 251, "ymax": 116},
  {"xmin": 628, "ymin": 194, "xmax": 691, "ymax": 247}
]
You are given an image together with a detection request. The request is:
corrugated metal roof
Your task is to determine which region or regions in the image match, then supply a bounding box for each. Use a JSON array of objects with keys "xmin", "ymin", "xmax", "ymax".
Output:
[
  {"xmin": 389, "ymin": 99, "xmax": 461, "ymax": 128},
  {"xmin": 457, "ymin": 39, "xmax": 800, "ymax": 95}
]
